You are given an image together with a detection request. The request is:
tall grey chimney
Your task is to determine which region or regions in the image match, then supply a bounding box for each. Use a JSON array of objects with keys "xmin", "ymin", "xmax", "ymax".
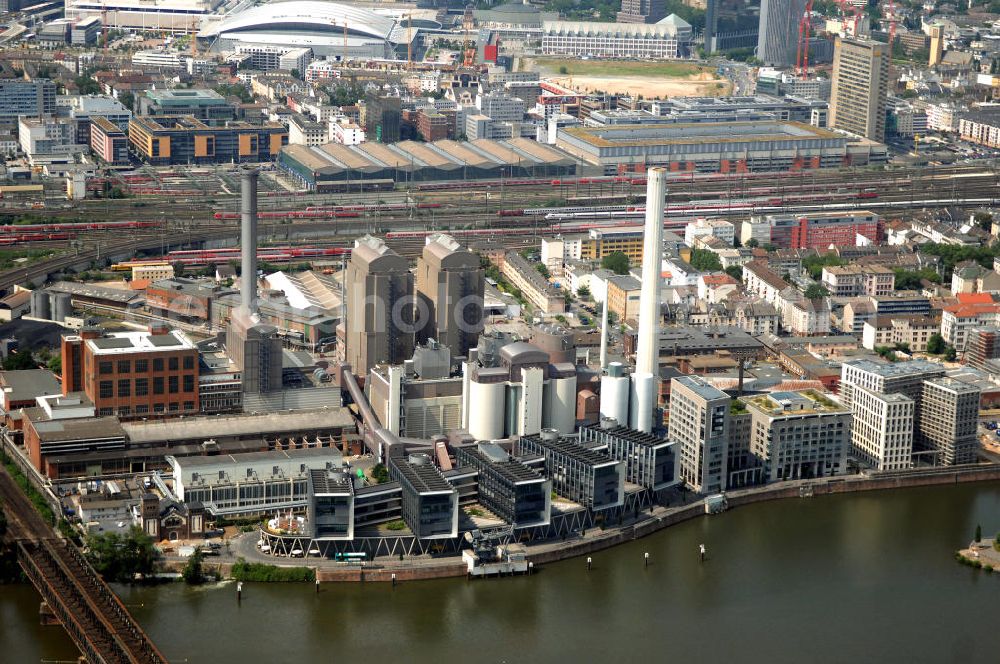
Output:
[{"xmin": 240, "ymin": 166, "xmax": 259, "ymax": 314}]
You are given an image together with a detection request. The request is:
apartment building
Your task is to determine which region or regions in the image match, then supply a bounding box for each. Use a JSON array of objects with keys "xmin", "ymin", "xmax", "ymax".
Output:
[
  {"xmin": 668, "ymin": 376, "xmax": 729, "ymax": 494},
  {"xmin": 821, "ymin": 265, "xmax": 895, "ymax": 297},
  {"xmin": 919, "ymin": 377, "xmax": 980, "ymax": 466},
  {"xmin": 743, "ymin": 390, "xmax": 851, "ymax": 482},
  {"xmin": 850, "ymin": 387, "xmax": 914, "ymax": 471},
  {"xmin": 500, "ymin": 252, "xmax": 566, "ymax": 314},
  {"xmin": 830, "ymin": 38, "xmax": 890, "ymax": 141}
]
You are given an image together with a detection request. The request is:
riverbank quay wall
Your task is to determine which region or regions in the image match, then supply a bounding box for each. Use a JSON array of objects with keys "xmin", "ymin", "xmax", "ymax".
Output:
[
  {"xmin": 527, "ymin": 464, "xmax": 1000, "ymax": 566},
  {"xmin": 214, "ymin": 464, "xmax": 1000, "ymax": 582}
]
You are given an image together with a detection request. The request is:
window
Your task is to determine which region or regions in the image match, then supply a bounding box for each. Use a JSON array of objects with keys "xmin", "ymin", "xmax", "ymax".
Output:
[
  {"xmin": 168, "ymin": 376, "xmax": 178, "ymax": 394},
  {"xmin": 118, "ymin": 406, "xmax": 131, "ymax": 417},
  {"xmin": 184, "ymin": 401, "xmax": 195, "ymax": 411},
  {"xmin": 117, "ymin": 360, "xmax": 130, "ymax": 373},
  {"xmin": 135, "ymin": 359, "xmax": 148, "ymax": 373},
  {"xmin": 135, "ymin": 378, "xmax": 149, "ymax": 397},
  {"xmin": 168, "ymin": 402, "xmax": 179, "ymax": 412},
  {"xmin": 98, "ymin": 381, "xmax": 113, "ymax": 398},
  {"xmin": 183, "ymin": 355, "xmax": 194, "ymax": 370},
  {"xmin": 99, "ymin": 361, "xmax": 113, "ymax": 375},
  {"xmin": 153, "ymin": 403, "xmax": 165, "ymax": 413},
  {"xmin": 117, "ymin": 379, "xmax": 131, "ymax": 397},
  {"xmin": 98, "ymin": 407, "xmax": 114, "ymax": 416},
  {"xmin": 168, "ymin": 357, "xmax": 179, "ymax": 371},
  {"xmin": 153, "ymin": 358, "xmax": 164, "ymax": 371},
  {"xmin": 153, "ymin": 377, "xmax": 164, "ymax": 395},
  {"xmin": 183, "ymin": 375, "xmax": 194, "ymax": 392},
  {"xmin": 136, "ymin": 404, "xmax": 149, "ymax": 415}
]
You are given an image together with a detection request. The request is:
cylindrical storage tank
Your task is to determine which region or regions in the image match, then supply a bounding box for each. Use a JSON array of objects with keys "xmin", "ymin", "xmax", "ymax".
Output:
[
  {"xmin": 52, "ymin": 293, "xmax": 72, "ymax": 322},
  {"xmin": 468, "ymin": 379, "xmax": 504, "ymax": 441},
  {"xmin": 30, "ymin": 290, "xmax": 50, "ymax": 320},
  {"xmin": 629, "ymin": 372, "xmax": 655, "ymax": 433},
  {"xmin": 600, "ymin": 374, "xmax": 630, "ymax": 428},
  {"xmin": 549, "ymin": 375, "xmax": 577, "ymax": 434}
]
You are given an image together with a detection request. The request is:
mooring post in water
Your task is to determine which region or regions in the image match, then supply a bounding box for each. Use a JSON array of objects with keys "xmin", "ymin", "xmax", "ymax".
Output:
[
  {"xmin": 237, "ymin": 581, "xmax": 243, "ymax": 602},
  {"xmin": 315, "ymin": 575, "xmax": 320, "ymax": 594},
  {"xmin": 587, "ymin": 556, "xmax": 592, "ymax": 571},
  {"xmin": 392, "ymin": 573, "xmax": 397, "ymax": 587},
  {"xmin": 528, "ymin": 562, "xmax": 534, "ymax": 575},
  {"xmin": 699, "ymin": 544, "xmax": 706, "ymax": 563},
  {"xmin": 644, "ymin": 552, "xmax": 650, "ymax": 567}
]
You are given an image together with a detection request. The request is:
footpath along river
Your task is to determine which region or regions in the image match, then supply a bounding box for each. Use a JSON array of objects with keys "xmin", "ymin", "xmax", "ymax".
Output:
[{"xmin": 4, "ymin": 481, "xmax": 1000, "ymax": 663}]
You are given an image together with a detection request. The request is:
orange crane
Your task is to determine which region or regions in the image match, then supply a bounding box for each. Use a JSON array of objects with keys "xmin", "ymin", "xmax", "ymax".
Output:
[
  {"xmin": 836, "ymin": 0, "xmax": 862, "ymax": 36},
  {"xmin": 407, "ymin": 13, "xmax": 412, "ymax": 70},
  {"xmin": 101, "ymin": 0, "xmax": 109, "ymax": 50},
  {"xmin": 795, "ymin": 0, "xmax": 814, "ymax": 79},
  {"xmin": 887, "ymin": 0, "xmax": 897, "ymax": 51}
]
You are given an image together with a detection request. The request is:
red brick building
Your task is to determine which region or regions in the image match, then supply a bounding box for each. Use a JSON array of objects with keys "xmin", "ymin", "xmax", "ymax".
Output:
[{"xmin": 61, "ymin": 325, "xmax": 200, "ymax": 419}]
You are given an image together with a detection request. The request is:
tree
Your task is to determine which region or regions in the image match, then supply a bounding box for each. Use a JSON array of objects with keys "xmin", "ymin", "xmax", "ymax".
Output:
[
  {"xmin": 944, "ymin": 346, "xmax": 957, "ymax": 362},
  {"xmin": 976, "ymin": 524, "xmax": 982, "ymax": 543},
  {"xmin": 725, "ymin": 265, "xmax": 743, "ymax": 281},
  {"xmin": 974, "ymin": 211, "xmax": 993, "ymax": 232},
  {"xmin": 290, "ymin": 68, "xmax": 301, "ymax": 80},
  {"xmin": 182, "ymin": 547, "xmax": 206, "ymax": 584},
  {"xmin": 119, "ymin": 91, "xmax": 135, "ymax": 111},
  {"xmin": 85, "ymin": 527, "xmax": 157, "ymax": 583},
  {"xmin": 3, "ymin": 351, "xmax": 36, "ymax": 371},
  {"xmin": 746, "ymin": 238, "xmax": 759, "ymax": 248},
  {"xmin": 74, "ymin": 76, "xmax": 101, "ymax": 95},
  {"xmin": 577, "ymin": 284, "xmax": 591, "ymax": 300},
  {"xmin": 803, "ymin": 284, "xmax": 830, "ymax": 299},
  {"xmin": 926, "ymin": 333, "xmax": 946, "ymax": 355},
  {"xmin": 535, "ymin": 263, "xmax": 551, "ymax": 279},
  {"xmin": 371, "ymin": 463, "xmax": 389, "ymax": 484},
  {"xmin": 689, "ymin": 248, "xmax": 723, "ymax": 272},
  {"xmin": 46, "ymin": 355, "xmax": 61, "ymax": 375},
  {"xmin": 601, "ymin": 252, "xmax": 630, "ymax": 275}
]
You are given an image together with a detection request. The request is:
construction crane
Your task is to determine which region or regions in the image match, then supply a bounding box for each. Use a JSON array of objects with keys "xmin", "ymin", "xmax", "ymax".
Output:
[
  {"xmin": 887, "ymin": 0, "xmax": 897, "ymax": 51},
  {"xmin": 189, "ymin": 18, "xmax": 198, "ymax": 57},
  {"xmin": 406, "ymin": 13, "xmax": 412, "ymax": 70},
  {"xmin": 462, "ymin": 4, "xmax": 475, "ymax": 69},
  {"xmin": 795, "ymin": 0, "xmax": 814, "ymax": 79},
  {"xmin": 342, "ymin": 20, "xmax": 348, "ymax": 63},
  {"xmin": 836, "ymin": 0, "xmax": 862, "ymax": 37}
]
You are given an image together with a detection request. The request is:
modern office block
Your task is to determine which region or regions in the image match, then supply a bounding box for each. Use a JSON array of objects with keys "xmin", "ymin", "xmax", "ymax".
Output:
[
  {"xmin": 743, "ymin": 390, "xmax": 851, "ymax": 482},
  {"xmin": 0, "ymin": 78, "xmax": 56, "ymax": 121},
  {"xmin": 307, "ymin": 468, "xmax": 355, "ymax": 540},
  {"xmin": 839, "ymin": 358, "xmax": 945, "ymax": 419},
  {"xmin": 128, "ymin": 115, "xmax": 287, "ymax": 165},
  {"xmin": 454, "ymin": 443, "xmax": 551, "ymax": 528},
  {"xmin": 390, "ymin": 453, "xmax": 459, "ymax": 539},
  {"xmin": 519, "ymin": 429, "xmax": 625, "ymax": 510},
  {"xmin": 757, "ymin": 0, "xmax": 807, "ymax": 66},
  {"xmin": 849, "ymin": 387, "xmax": 914, "ymax": 471},
  {"xmin": 830, "ymin": 37, "xmax": 890, "ymax": 142},
  {"xmin": 415, "ymin": 234, "xmax": 484, "ymax": 358},
  {"xmin": 669, "ymin": 375, "xmax": 729, "ymax": 494},
  {"xmin": 578, "ymin": 420, "xmax": 679, "ymax": 491},
  {"xmin": 919, "ymin": 378, "xmax": 980, "ymax": 466}
]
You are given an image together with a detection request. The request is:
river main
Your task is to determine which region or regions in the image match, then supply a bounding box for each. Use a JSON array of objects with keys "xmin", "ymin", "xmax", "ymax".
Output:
[{"xmin": 6, "ymin": 482, "xmax": 1000, "ymax": 663}]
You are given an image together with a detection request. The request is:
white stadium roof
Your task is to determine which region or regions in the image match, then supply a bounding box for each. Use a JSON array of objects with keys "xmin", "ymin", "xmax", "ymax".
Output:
[{"xmin": 199, "ymin": 1, "xmax": 397, "ymax": 40}]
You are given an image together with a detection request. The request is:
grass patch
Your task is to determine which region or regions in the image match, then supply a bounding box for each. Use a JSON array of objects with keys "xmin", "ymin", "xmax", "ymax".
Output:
[
  {"xmin": 535, "ymin": 58, "xmax": 709, "ymax": 78},
  {"xmin": 1, "ymin": 449, "xmax": 55, "ymax": 525},
  {"xmin": 0, "ymin": 248, "xmax": 56, "ymax": 272},
  {"xmin": 231, "ymin": 558, "xmax": 314, "ymax": 582},
  {"xmin": 385, "ymin": 519, "xmax": 407, "ymax": 531}
]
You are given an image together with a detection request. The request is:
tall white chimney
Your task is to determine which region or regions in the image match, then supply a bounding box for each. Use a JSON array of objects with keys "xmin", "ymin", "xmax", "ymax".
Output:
[
  {"xmin": 239, "ymin": 166, "xmax": 259, "ymax": 315},
  {"xmin": 629, "ymin": 167, "xmax": 666, "ymax": 432}
]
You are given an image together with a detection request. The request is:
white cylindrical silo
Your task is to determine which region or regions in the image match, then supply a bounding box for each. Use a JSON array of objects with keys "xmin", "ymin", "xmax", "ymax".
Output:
[
  {"xmin": 549, "ymin": 375, "xmax": 578, "ymax": 434},
  {"xmin": 600, "ymin": 362, "xmax": 630, "ymax": 427},
  {"xmin": 468, "ymin": 379, "xmax": 505, "ymax": 441},
  {"xmin": 629, "ymin": 372, "xmax": 655, "ymax": 433}
]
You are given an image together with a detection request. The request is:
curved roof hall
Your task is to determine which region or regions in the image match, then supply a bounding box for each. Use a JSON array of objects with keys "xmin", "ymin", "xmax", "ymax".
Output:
[{"xmin": 201, "ymin": 1, "xmax": 397, "ymax": 39}]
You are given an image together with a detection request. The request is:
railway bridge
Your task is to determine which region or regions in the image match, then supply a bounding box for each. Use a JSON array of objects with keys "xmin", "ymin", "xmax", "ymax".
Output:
[{"xmin": 0, "ymin": 466, "xmax": 168, "ymax": 664}]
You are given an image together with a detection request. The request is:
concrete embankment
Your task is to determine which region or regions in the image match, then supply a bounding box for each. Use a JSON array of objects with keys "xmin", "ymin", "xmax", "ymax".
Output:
[{"xmin": 189, "ymin": 465, "xmax": 1000, "ymax": 583}]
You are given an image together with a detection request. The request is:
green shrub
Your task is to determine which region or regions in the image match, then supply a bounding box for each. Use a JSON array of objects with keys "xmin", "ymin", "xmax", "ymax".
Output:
[
  {"xmin": 386, "ymin": 519, "xmax": 407, "ymax": 531},
  {"xmin": 231, "ymin": 558, "xmax": 314, "ymax": 582}
]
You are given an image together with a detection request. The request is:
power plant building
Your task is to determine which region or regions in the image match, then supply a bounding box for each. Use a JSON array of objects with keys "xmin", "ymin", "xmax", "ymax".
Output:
[
  {"xmin": 343, "ymin": 236, "xmax": 414, "ymax": 376},
  {"xmin": 415, "ymin": 235, "xmax": 485, "ymax": 359}
]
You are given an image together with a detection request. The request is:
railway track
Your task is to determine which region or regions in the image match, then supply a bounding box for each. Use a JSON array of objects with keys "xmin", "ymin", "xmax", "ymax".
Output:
[{"xmin": 0, "ymin": 463, "xmax": 167, "ymax": 664}]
